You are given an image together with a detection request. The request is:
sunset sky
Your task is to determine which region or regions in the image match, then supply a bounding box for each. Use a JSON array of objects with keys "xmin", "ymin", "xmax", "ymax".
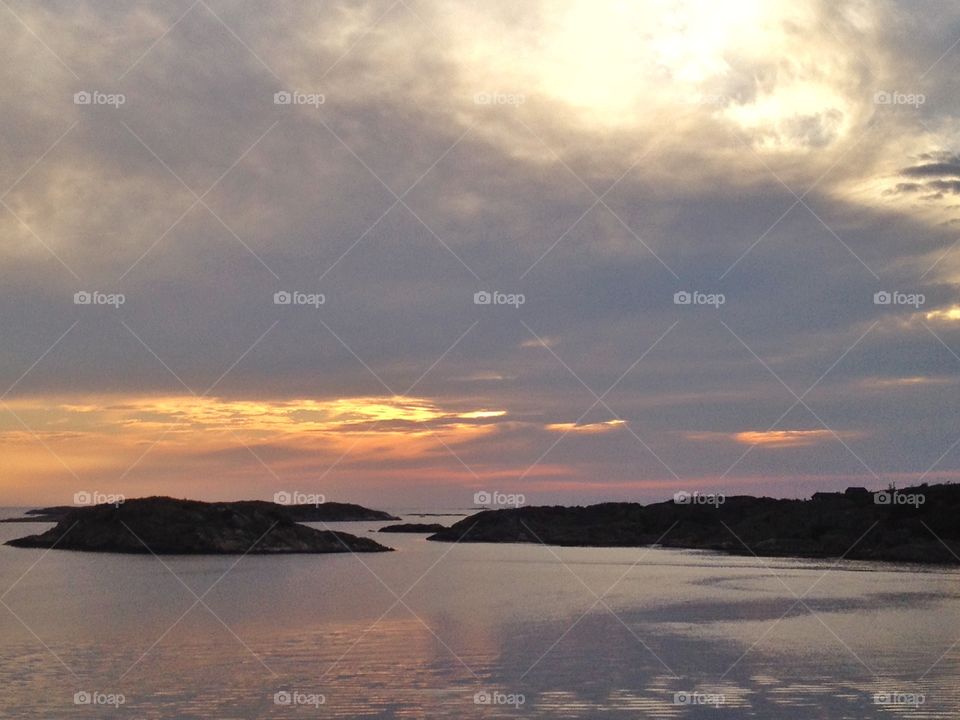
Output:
[{"xmin": 2, "ymin": 0, "xmax": 959, "ymax": 507}]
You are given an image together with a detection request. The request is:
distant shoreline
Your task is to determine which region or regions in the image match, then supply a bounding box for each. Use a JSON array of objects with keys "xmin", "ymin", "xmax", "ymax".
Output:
[{"xmin": 428, "ymin": 483, "xmax": 960, "ymax": 566}]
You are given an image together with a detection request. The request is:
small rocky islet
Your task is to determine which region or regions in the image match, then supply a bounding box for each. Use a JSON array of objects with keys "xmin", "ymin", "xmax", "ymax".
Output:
[
  {"xmin": 378, "ymin": 523, "xmax": 448, "ymax": 533},
  {"xmin": 5, "ymin": 497, "xmax": 394, "ymax": 554},
  {"xmin": 0, "ymin": 506, "xmax": 76, "ymax": 523}
]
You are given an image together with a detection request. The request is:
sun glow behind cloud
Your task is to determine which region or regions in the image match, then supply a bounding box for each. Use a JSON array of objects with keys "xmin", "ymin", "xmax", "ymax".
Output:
[
  {"xmin": 1, "ymin": 394, "xmax": 506, "ymax": 436},
  {"xmin": 0, "ymin": 395, "xmax": 508, "ymax": 496},
  {"xmin": 444, "ymin": 0, "xmax": 869, "ymax": 154}
]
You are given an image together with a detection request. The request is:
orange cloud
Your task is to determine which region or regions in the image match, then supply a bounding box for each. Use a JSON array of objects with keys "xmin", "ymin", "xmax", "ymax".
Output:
[
  {"xmin": 545, "ymin": 419, "xmax": 626, "ymax": 434},
  {"xmin": 0, "ymin": 394, "xmax": 508, "ymax": 498},
  {"xmin": 734, "ymin": 429, "xmax": 840, "ymax": 447},
  {"xmin": 925, "ymin": 306, "xmax": 960, "ymax": 322},
  {"xmin": 685, "ymin": 428, "xmax": 862, "ymax": 448}
]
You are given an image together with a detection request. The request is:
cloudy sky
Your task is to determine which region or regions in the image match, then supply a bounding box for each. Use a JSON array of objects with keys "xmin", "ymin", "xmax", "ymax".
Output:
[{"xmin": 2, "ymin": 0, "xmax": 959, "ymax": 507}]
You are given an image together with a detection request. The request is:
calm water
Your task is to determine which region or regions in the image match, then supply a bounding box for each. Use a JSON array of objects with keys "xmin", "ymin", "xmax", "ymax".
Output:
[{"xmin": 0, "ymin": 508, "xmax": 958, "ymax": 719}]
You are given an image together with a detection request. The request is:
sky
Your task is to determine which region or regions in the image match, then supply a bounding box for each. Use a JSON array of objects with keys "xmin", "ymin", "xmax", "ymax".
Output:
[{"xmin": 1, "ymin": 0, "xmax": 959, "ymax": 508}]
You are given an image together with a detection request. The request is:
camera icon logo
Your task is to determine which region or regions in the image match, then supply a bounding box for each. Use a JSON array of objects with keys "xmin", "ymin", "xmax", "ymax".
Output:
[
  {"xmin": 274, "ymin": 291, "xmax": 292, "ymax": 305},
  {"xmin": 274, "ymin": 491, "xmax": 292, "ymax": 505},
  {"xmin": 474, "ymin": 691, "xmax": 492, "ymax": 705},
  {"xmin": 474, "ymin": 291, "xmax": 492, "ymax": 305},
  {"xmin": 673, "ymin": 491, "xmax": 691, "ymax": 504},
  {"xmin": 74, "ymin": 291, "xmax": 92, "ymax": 305},
  {"xmin": 73, "ymin": 491, "xmax": 92, "ymax": 505},
  {"xmin": 274, "ymin": 91, "xmax": 292, "ymax": 105},
  {"xmin": 874, "ymin": 291, "xmax": 892, "ymax": 305},
  {"xmin": 74, "ymin": 691, "xmax": 91, "ymax": 705},
  {"xmin": 73, "ymin": 91, "xmax": 91, "ymax": 105},
  {"xmin": 873, "ymin": 91, "xmax": 891, "ymax": 105},
  {"xmin": 274, "ymin": 691, "xmax": 292, "ymax": 705},
  {"xmin": 473, "ymin": 490, "xmax": 492, "ymax": 505},
  {"xmin": 674, "ymin": 291, "xmax": 692, "ymax": 305},
  {"xmin": 874, "ymin": 491, "xmax": 892, "ymax": 505}
]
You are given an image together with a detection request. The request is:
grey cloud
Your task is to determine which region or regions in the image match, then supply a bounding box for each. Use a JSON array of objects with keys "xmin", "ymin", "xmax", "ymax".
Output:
[{"xmin": 901, "ymin": 162, "xmax": 960, "ymax": 178}]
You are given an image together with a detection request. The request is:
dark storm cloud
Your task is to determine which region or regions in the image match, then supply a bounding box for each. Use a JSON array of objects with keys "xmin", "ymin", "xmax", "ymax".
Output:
[
  {"xmin": 901, "ymin": 162, "xmax": 960, "ymax": 178},
  {"xmin": 926, "ymin": 180, "xmax": 960, "ymax": 194}
]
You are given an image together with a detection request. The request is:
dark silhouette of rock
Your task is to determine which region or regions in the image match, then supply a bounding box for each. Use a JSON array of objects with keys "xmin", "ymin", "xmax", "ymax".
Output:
[
  {"xmin": 379, "ymin": 523, "xmax": 447, "ymax": 533},
  {"xmin": 428, "ymin": 483, "xmax": 960, "ymax": 564},
  {"xmin": 0, "ymin": 506, "xmax": 73, "ymax": 523},
  {"xmin": 6, "ymin": 497, "xmax": 393, "ymax": 554}
]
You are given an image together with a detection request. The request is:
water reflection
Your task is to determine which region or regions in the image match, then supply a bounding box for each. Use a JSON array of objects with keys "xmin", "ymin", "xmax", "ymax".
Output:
[{"xmin": 0, "ymin": 512, "xmax": 958, "ymax": 718}]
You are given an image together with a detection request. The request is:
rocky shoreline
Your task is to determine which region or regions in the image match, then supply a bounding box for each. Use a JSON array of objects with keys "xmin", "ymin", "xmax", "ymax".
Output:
[{"xmin": 428, "ymin": 483, "xmax": 960, "ymax": 565}]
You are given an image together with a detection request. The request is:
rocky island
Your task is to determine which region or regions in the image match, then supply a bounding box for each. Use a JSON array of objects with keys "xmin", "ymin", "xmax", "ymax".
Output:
[
  {"xmin": 379, "ymin": 523, "xmax": 447, "ymax": 533},
  {"xmin": 6, "ymin": 497, "xmax": 394, "ymax": 554},
  {"xmin": 428, "ymin": 483, "xmax": 960, "ymax": 564},
  {"xmin": 0, "ymin": 506, "xmax": 74, "ymax": 523}
]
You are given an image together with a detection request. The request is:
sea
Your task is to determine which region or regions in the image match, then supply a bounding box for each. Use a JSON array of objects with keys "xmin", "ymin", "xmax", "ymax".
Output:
[{"xmin": 1, "ymin": 508, "xmax": 958, "ymax": 718}]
